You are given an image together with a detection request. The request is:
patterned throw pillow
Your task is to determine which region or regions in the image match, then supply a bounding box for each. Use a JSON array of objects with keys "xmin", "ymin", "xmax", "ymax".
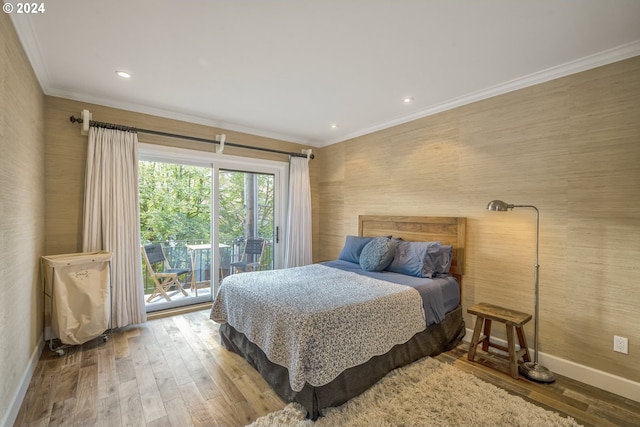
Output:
[{"xmin": 359, "ymin": 237, "xmax": 397, "ymax": 271}]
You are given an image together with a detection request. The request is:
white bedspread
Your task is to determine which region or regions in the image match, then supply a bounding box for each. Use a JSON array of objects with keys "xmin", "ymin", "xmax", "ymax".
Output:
[{"xmin": 210, "ymin": 264, "xmax": 426, "ymax": 392}]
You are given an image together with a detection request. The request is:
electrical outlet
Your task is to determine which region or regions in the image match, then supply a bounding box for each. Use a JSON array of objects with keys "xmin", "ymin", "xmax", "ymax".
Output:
[{"xmin": 613, "ymin": 335, "xmax": 628, "ymax": 354}]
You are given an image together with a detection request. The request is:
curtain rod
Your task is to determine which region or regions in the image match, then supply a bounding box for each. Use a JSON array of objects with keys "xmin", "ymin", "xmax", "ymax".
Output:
[{"xmin": 68, "ymin": 115, "xmax": 314, "ymax": 160}]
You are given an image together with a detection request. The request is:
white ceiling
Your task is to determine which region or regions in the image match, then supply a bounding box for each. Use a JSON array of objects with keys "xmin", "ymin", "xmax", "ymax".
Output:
[{"xmin": 9, "ymin": 0, "xmax": 640, "ymax": 147}]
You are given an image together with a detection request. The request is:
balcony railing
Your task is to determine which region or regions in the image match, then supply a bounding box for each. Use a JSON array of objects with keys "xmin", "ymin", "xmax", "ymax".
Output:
[{"xmin": 142, "ymin": 238, "xmax": 273, "ymax": 294}]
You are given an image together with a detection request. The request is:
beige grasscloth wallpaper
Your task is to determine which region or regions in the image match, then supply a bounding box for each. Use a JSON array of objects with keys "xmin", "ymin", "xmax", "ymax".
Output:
[
  {"xmin": 1, "ymin": 11, "xmax": 46, "ymax": 424},
  {"xmin": 2, "ymin": 9, "xmax": 639, "ymax": 423},
  {"xmin": 314, "ymin": 56, "xmax": 640, "ymax": 383}
]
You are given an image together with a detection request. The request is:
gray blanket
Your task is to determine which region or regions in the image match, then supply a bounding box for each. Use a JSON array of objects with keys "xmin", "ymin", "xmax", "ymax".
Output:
[{"xmin": 210, "ymin": 264, "xmax": 426, "ymax": 392}]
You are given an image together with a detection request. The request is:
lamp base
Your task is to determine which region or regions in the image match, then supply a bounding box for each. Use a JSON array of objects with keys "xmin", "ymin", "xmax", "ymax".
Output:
[{"xmin": 519, "ymin": 362, "xmax": 556, "ymax": 383}]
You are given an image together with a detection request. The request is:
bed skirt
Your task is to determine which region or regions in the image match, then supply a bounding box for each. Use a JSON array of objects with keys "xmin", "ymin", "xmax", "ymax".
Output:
[{"xmin": 218, "ymin": 304, "xmax": 465, "ymax": 420}]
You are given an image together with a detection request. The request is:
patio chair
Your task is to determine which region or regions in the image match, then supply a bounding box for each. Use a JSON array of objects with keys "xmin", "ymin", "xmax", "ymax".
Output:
[
  {"xmin": 142, "ymin": 244, "xmax": 190, "ymax": 302},
  {"xmin": 230, "ymin": 238, "xmax": 265, "ymax": 274}
]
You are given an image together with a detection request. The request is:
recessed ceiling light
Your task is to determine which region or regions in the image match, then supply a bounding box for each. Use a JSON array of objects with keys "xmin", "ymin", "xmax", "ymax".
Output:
[
  {"xmin": 331, "ymin": 124, "xmax": 339, "ymax": 129},
  {"xmin": 115, "ymin": 70, "xmax": 131, "ymax": 79},
  {"xmin": 403, "ymin": 96, "xmax": 414, "ymax": 104}
]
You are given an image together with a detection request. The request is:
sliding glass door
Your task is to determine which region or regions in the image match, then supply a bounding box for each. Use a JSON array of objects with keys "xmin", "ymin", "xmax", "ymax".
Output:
[
  {"xmin": 139, "ymin": 144, "xmax": 287, "ymax": 312},
  {"xmin": 218, "ymin": 170, "xmax": 276, "ymax": 281},
  {"xmin": 139, "ymin": 160, "xmax": 213, "ymax": 311}
]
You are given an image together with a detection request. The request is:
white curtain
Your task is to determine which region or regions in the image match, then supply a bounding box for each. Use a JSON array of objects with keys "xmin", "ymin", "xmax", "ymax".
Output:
[
  {"xmin": 83, "ymin": 127, "xmax": 146, "ymax": 328},
  {"xmin": 284, "ymin": 156, "xmax": 313, "ymax": 267}
]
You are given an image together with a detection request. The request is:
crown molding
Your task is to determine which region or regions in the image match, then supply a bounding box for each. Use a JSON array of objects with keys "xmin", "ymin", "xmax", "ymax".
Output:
[
  {"xmin": 45, "ymin": 88, "xmax": 314, "ymax": 146},
  {"xmin": 9, "ymin": 11, "xmax": 51, "ymax": 90},
  {"xmin": 11, "ymin": 9, "xmax": 639, "ymax": 148},
  {"xmin": 320, "ymin": 40, "xmax": 640, "ymax": 147}
]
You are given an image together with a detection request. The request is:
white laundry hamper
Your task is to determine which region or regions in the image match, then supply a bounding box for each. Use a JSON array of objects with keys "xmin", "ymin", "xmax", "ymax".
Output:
[{"xmin": 42, "ymin": 251, "xmax": 112, "ymax": 355}]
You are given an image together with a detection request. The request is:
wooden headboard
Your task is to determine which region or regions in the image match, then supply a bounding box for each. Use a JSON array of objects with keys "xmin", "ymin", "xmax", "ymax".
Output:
[{"xmin": 358, "ymin": 215, "xmax": 466, "ymax": 280}]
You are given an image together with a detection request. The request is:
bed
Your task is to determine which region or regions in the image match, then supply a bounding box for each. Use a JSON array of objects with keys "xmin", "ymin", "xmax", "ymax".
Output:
[{"xmin": 210, "ymin": 215, "xmax": 467, "ymax": 420}]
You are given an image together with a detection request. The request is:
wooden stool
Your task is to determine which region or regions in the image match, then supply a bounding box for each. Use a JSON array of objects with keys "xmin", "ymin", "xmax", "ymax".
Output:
[{"xmin": 467, "ymin": 302, "xmax": 532, "ymax": 379}]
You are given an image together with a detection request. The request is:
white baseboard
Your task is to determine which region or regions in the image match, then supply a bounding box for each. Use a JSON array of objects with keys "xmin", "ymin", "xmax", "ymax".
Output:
[
  {"xmin": 463, "ymin": 328, "xmax": 640, "ymax": 403},
  {"xmin": 2, "ymin": 336, "xmax": 45, "ymax": 427}
]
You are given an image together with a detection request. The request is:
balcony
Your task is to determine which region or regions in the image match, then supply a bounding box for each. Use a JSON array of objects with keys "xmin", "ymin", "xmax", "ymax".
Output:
[{"xmin": 142, "ymin": 238, "xmax": 273, "ymax": 310}]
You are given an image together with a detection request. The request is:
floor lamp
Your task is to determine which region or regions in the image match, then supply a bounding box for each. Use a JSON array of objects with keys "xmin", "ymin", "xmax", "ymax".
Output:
[{"xmin": 486, "ymin": 200, "xmax": 556, "ymax": 383}]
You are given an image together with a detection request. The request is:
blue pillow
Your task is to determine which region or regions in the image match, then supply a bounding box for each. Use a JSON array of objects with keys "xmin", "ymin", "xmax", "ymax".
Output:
[
  {"xmin": 422, "ymin": 243, "xmax": 452, "ymax": 278},
  {"xmin": 432, "ymin": 244, "xmax": 453, "ymax": 275},
  {"xmin": 338, "ymin": 236, "xmax": 374, "ymax": 264},
  {"xmin": 359, "ymin": 237, "xmax": 397, "ymax": 271},
  {"xmin": 387, "ymin": 241, "xmax": 439, "ymax": 277},
  {"xmin": 387, "ymin": 241, "xmax": 452, "ymax": 278}
]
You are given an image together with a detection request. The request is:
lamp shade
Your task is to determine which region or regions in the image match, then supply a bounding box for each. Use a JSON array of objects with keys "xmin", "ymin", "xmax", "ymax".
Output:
[{"xmin": 486, "ymin": 200, "xmax": 512, "ymax": 211}]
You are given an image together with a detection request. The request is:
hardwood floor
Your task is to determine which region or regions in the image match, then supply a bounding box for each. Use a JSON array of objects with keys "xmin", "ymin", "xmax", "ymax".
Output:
[
  {"xmin": 14, "ymin": 309, "xmax": 640, "ymax": 427},
  {"xmin": 434, "ymin": 347, "xmax": 640, "ymax": 427}
]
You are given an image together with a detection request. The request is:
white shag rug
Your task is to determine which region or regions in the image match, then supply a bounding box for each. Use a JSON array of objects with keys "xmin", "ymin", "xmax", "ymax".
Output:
[{"xmin": 247, "ymin": 357, "xmax": 582, "ymax": 427}]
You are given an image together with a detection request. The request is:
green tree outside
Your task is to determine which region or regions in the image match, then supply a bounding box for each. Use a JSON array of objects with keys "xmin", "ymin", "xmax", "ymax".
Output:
[{"xmin": 139, "ymin": 161, "xmax": 274, "ymax": 248}]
